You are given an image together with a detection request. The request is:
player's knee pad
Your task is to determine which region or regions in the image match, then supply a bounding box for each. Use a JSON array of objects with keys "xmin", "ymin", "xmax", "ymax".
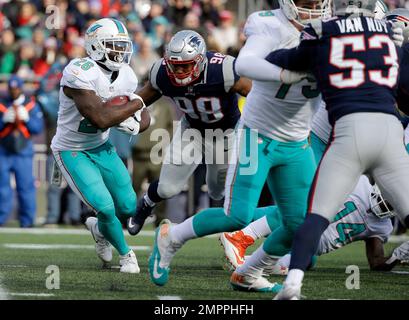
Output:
[
  {"xmin": 116, "ymin": 191, "xmax": 137, "ymax": 217},
  {"xmin": 157, "ymin": 182, "xmax": 183, "ymax": 199}
]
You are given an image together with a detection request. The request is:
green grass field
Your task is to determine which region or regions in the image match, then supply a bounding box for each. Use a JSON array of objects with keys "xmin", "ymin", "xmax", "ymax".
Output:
[{"xmin": 0, "ymin": 227, "xmax": 409, "ymax": 300}]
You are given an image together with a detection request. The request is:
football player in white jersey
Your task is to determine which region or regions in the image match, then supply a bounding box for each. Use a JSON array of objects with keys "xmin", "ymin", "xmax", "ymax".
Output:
[
  {"xmin": 147, "ymin": 0, "xmax": 330, "ymax": 288},
  {"xmin": 51, "ymin": 18, "xmax": 149, "ymax": 273},
  {"xmin": 223, "ymin": 176, "xmax": 409, "ymax": 291}
]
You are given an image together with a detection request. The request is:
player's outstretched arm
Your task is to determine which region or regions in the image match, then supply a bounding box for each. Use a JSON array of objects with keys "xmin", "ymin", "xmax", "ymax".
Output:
[
  {"xmin": 365, "ymin": 238, "xmax": 398, "ymax": 271},
  {"xmin": 235, "ymin": 35, "xmax": 283, "ymax": 82},
  {"xmin": 63, "ymin": 86, "xmax": 144, "ymax": 130},
  {"xmin": 135, "ymin": 82, "xmax": 163, "ymax": 108},
  {"xmin": 230, "ymin": 77, "xmax": 252, "ymax": 97}
]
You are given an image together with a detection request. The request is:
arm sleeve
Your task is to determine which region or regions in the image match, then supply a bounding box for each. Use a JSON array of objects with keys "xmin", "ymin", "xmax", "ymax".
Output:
[
  {"xmin": 265, "ymin": 25, "xmax": 318, "ymax": 72},
  {"xmin": 235, "ymin": 34, "xmax": 283, "ymax": 81},
  {"xmin": 235, "ymin": 12, "xmax": 283, "ymax": 81},
  {"xmin": 148, "ymin": 59, "xmax": 163, "ymax": 93},
  {"xmin": 222, "ymin": 55, "xmax": 240, "ymax": 93}
]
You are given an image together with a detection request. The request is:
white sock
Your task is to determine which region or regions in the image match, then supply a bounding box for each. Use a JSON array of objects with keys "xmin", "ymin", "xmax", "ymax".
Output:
[
  {"xmin": 144, "ymin": 194, "xmax": 156, "ymax": 207},
  {"xmin": 242, "ymin": 216, "xmax": 272, "ymax": 240},
  {"xmin": 277, "ymin": 253, "xmax": 291, "ymax": 268},
  {"xmin": 93, "ymin": 221, "xmax": 104, "ymax": 239},
  {"xmin": 286, "ymin": 269, "xmax": 304, "ymax": 285},
  {"xmin": 169, "ymin": 216, "xmax": 197, "ymax": 244},
  {"xmin": 236, "ymin": 245, "xmax": 279, "ymax": 278}
]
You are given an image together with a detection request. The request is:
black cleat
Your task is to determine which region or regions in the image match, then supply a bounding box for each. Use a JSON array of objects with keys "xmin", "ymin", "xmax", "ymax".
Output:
[{"xmin": 127, "ymin": 197, "xmax": 155, "ymax": 236}]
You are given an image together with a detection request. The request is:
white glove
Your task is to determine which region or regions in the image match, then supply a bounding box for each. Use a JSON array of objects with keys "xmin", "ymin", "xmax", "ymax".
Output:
[
  {"xmin": 16, "ymin": 106, "xmax": 29, "ymax": 122},
  {"xmin": 127, "ymin": 92, "xmax": 146, "ymax": 110},
  {"xmin": 116, "ymin": 115, "xmax": 140, "ymax": 136},
  {"xmin": 391, "ymin": 22, "xmax": 404, "ymax": 47},
  {"xmin": 280, "ymin": 68, "xmax": 308, "ymax": 84},
  {"xmin": 3, "ymin": 108, "xmax": 16, "ymax": 123}
]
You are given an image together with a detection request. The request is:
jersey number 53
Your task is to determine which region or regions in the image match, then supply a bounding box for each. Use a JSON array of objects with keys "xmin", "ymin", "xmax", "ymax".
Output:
[{"xmin": 329, "ymin": 35, "xmax": 398, "ymax": 89}]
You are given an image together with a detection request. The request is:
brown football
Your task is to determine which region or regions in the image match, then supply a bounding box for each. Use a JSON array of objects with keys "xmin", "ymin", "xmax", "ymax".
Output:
[{"xmin": 105, "ymin": 95, "xmax": 130, "ymax": 107}]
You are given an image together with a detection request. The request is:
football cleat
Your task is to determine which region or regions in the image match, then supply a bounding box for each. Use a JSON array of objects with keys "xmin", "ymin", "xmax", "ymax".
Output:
[
  {"xmin": 127, "ymin": 196, "xmax": 155, "ymax": 236},
  {"xmin": 85, "ymin": 217, "xmax": 112, "ymax": 263},
  {"xmin": 230, "ymin": 271, "xmax": 283, "ymax": 293},
  {"xmin": 119, "ymin": 250, "xmax": 140, "ymax": 273},
  {"xmin": 148, "ymin": 219, "xmax": 181, "ymax": 286},
  {"xmin": 220, "ymin": 231, "xmax": 255, "ymax": 269},
  {"xmin": 273, "ymin": 281, "xmax": 302, "ymax": 300}
]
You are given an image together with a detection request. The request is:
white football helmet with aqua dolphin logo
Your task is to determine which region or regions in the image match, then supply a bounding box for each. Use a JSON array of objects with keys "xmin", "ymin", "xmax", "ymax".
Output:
[{"xmin": 85, "ymin": 18, "xmax": 133, "ymax": 72}]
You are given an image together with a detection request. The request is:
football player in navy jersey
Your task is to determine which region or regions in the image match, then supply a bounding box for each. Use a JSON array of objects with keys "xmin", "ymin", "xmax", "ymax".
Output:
[
  {"xmin": 126, "ymin": 30, "xmax": 251, "ymax": 236},
  {"xmin": 388, "ymin": 9, "xmax": 409, "ymax": 119},
  {"xmin": 265, "ymin": 0, "xmax": 409, "ymax": 299}
]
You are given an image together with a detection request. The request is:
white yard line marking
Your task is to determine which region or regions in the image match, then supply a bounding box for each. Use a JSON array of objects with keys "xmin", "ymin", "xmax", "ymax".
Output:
[
  {"xmin": 9, "ymin": 293, "xmax": 55, "ymax": 297},
  {"xmin": 391, "ymin": 270, "xmax": 409, "ymax": 275},
  {"xmin": 0, "ymin": 265, "xmax": 28, "ymax": 268},
  {"xmin": 3, "ymin": 244, "xmax": 150, "ymax": 251},
  {"xmin": 0, "ymin": 228, "xmax": 155, "ymax": 236},
  {"xmin": 389, "ymin": 235, "xmax": 409, "ymax": 243},
  {"xmin": 0, "ymin": 227, "xmax": 219, "ymax": 238},
  {"xmin": 157, "ymin": 295, "xmax": 182, "ymax": 300}
]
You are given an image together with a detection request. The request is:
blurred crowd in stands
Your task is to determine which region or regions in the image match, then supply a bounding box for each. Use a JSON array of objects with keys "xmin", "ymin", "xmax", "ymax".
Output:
[{"xmin": 0, "ymin": 0, "xmax": 406, "ymax": 228}]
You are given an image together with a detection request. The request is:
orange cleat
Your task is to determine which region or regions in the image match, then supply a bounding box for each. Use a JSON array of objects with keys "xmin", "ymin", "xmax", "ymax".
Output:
[{"xmin": 219, "ymin": 231, "xmax": 255, "ymax": 269}]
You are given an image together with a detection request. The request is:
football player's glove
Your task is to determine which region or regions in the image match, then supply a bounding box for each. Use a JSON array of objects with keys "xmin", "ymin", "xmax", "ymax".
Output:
[
  {"xmin": 280, "ymin": 69, "xmax": 308, "ymax": 84},
  {"xmin": 391, "ymin": 22, "xmax": 404, "ymax": 47},
  {"xmin": 117, "ymin": 113, "xmax": 140, "ymax": 136}
]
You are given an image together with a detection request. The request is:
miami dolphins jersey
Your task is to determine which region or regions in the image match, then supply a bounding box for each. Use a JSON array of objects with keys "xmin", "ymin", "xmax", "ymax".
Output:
[
  {"xmin": 241, "ymin": 9, "xmax": 321, "ymax": 142},
  {"xmin": 406, "ymin": 126, "xmax": 409, "ymax": 145},
  {"xmin": 317, "ymin": 176, "xmax": 393, "ymax": 255},
  {"xmin": 51, "ymin": 57, "xmax": 138, "ymax": 151}
]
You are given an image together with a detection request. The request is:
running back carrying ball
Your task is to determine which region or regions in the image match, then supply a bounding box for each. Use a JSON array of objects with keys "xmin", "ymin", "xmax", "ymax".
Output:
[{"xmin": 109, "ymin": 94, "xmax": 151, "ymax": 135}]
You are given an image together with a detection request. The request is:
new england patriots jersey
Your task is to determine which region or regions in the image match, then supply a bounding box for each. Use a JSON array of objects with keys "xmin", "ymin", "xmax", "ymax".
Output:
[
  {"xmin": 149, "ymin": 51, "xmax": 241, "ymax": 133},
  {"xmin": 267, "ymin": 16, "xmax": 400, "ymax": 125}
]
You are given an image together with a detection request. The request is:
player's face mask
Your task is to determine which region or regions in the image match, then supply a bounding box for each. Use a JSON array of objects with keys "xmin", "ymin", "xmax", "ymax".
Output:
[
  {"xmin": 369, "ymin": 185, "xmax": 396, "ymax": 219},
  {"xmin": 165, "ymin": 55, "xmax": 204, "ymax": 86},
  {"xmin": 297, "ymin": 0, "xmax": 332, "ymax": 23},
  {"xmin": 281, "ymin": 0, "xmax": 331, "ymax": 26},
  {"xmin": 102, "ymin": 39, "xmax": 133, "ymax": 71}
]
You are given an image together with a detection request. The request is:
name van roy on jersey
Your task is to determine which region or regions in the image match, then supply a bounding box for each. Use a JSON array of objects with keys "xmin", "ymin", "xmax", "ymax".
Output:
[{"xmin": 336, "ymin": 17, "xmax": 388, "ymax": 34}]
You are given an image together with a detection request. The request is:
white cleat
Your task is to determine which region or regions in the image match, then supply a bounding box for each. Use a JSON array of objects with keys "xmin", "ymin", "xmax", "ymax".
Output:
[
  {"xmin": 230, "ymin": 271, "xmax": 282, "ymax": 293},
  {"xmin": 273, "ymin": 281, "xmax": 302, "ymax": 300},
  {"xmin": 119, "ymin": 250, "xmax": 140, "ymax": 274},
  {"xmin": 85, "ymin": 217, "xmax": 112, "ymax": 263},
  {"xmin": 148, "ymin": 219, "xmax": 182, "ymax": 286}
]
